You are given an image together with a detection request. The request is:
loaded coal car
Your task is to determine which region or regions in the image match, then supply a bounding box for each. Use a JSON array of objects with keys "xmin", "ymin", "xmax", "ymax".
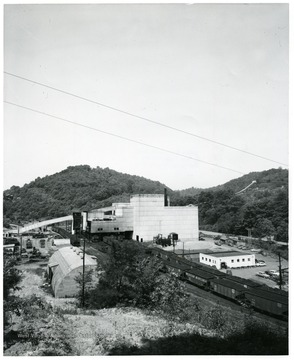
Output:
[
  {"xmin": 243, "ymin": 286, "xmax": 288, "ymax": 319},
  {"xmin": 225, "ymin": 275, "xmax": 262, "ymax": 291},
  {"xmin": 172, "ymin": 255, "xmax": 195, "ymax": 270},
  {"xmin": 161, "ymin": 259, "xmax": 192, "ymax": 277},
  {"xmin": 197, "ymin": 264, "xmax": 229, "ymax": 279},
  {"xmin": 210, "ymin": 277, "xmax": 253, "ymax": 302},
  {"xmin": 150, "ymin": 247, "xmax": 170, "ymax": 260},
  {"xmin": 183, "ymin": 268, "xmax": 220, "ymax": 290}
]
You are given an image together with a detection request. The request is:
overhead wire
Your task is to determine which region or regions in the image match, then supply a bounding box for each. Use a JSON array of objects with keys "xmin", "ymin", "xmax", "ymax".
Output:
[
  {"xmin": 4, "ymin": 100, "xmax": 245, "ymax": 175},
  {"xmin": 4, "ymin": 71, "xmax": 288, "ymax": 167}
]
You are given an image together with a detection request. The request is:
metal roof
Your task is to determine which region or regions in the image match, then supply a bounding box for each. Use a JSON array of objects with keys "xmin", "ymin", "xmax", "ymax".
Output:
[{"xmin": 48, "ymin": 246, "xmax": 97, "ymax": 276}]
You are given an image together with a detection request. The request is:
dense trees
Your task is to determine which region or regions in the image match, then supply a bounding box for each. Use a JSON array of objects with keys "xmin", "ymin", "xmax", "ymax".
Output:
[
  {"xmin": 3, "ymin": 165, "xmax": 169, "ymax": 225},
  {"xmin": 78, "ymin": 239, "xmax": 191, "ymax": 316},
  {"xmin": 170, "ymin": 169, "xmax": 288, "ymax": 242},
  {"xmin": 3, "ymin": 166, "xmax": 288, "ymax": 242}
]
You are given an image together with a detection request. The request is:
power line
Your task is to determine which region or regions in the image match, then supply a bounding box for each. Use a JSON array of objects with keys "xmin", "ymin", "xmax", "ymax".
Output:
[
  {"xmin": 4, "ymin": 100, "xmax": 245, "ymax": 175},
  {"xmin": 4, "ymin": 71, "xmax": 288, "ymax": 167}
]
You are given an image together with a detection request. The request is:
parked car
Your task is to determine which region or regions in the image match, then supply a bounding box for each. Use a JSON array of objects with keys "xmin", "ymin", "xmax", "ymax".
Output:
[
  {"xmin": 256, "ymin": 271, "xmax": 270, "ymax": 279},
  {"xmin": 268, "ymin": 270, "xmax": 279, "ymax": 277},
  {"xmin": 255, "ymin": 259, "xmax": 266, "ymax": 266},
  {"xmin": 256, "ymin": 262, "xmax": 266, "ymax": 267}
]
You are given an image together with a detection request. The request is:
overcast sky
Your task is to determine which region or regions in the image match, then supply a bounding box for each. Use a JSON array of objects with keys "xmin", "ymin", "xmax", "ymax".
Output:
[{"xmin": 3, "ymin": 3, "xmax": 289, "ymax": 191}]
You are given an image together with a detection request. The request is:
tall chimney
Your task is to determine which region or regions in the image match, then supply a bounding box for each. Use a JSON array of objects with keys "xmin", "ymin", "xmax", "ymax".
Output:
[{"xmin": 164, "ymin": 188, "xmax": 168, "ymax": 206}]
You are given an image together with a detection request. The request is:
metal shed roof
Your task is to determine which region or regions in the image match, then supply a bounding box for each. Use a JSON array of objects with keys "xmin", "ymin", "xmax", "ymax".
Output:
[{"xmin": 48, "ymin": 246, "xmax": 97, "ymax": 275}]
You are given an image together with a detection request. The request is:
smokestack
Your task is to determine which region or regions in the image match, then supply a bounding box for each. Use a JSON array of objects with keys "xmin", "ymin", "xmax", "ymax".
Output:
[{"xmin": 164, "ymin": 188, "xmax": 168, "ymax": 206}]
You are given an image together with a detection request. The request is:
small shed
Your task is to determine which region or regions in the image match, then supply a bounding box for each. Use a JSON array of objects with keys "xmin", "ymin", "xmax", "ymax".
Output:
[
  {"xmin": 51, "ymin": 238, "xmax": 71, "ymax": 248},
  {"xmin": 47, "ymin": 246, "xmax": 97, "ymax": 298}
]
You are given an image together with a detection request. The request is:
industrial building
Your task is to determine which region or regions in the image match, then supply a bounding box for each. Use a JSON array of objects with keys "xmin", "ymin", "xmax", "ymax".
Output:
[
  {"xmin": 85, "ymin": 193, "xmax": 199, "ymax": 242},
  {"xmin": 47, "ymin": 246, "xmax": 97, "ymax": 298},
  {"xmin": 199, "ymin": 251, "xmax": 255, "ymax": 270}
]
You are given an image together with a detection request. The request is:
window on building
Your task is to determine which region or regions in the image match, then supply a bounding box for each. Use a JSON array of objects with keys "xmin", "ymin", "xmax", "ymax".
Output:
[
  {"xmin": 205, "ymin": 258, "xmax": 207, "ymax": 261},
  {"xmin": 242, "ymin": 258, "xmax": 245, "ymax": 262},
  {"xmin": 202, "ymin": 257, "xmax": 204, "ymax": 260},
  {"xmin": 237, "ymin": 259, "xmax": 240, "ymax": 262},
  {"xmin": 98, "ymin": 228, "xmax": 103, "ymax": 231},
  {"xmin": 40, "ymin": 239, "xmax": 45, "ymax": 248},
  {"xmin": 114, "ymin": 227, "xmax": 119, "ymax": 230},
  {"xmin": 209, "ymin": 259, "xmax": 211, "ymax": 262},
  {"xmin": 248, "ymin": 258, "xmax": 250, "ymax": 261},
  {"xmin": 231, "ymin": 259, "xmax": 234, "ymax": 263}
]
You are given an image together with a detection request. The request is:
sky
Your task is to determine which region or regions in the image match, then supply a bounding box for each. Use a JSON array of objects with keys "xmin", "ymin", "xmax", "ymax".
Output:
[{"xmin": 3, "ymin": 2, "xmax": 289, "ymax": 191}]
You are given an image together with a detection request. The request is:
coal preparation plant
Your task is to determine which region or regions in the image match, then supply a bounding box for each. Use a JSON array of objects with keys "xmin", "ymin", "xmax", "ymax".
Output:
[{"xmin": 84, "ymin": 192, "xmax": 199, "ymax": 242}]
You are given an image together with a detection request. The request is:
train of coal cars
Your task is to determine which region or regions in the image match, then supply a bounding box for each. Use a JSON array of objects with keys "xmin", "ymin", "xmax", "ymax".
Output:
[
  {"xmin": 51, "ymin": 232, "xmax": 288, "ymax": 320},
  {"xmin": 148, "ymin": 246, "xmax": 288, "ymax": 320}
]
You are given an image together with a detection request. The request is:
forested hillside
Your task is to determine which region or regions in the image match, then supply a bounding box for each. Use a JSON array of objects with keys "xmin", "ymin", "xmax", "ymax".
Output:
[
  {"xmin": 3, "ymin": 166, "xmax": 288, "ymax": 242},
  {"xmin": 3, "ymin": 165, "xmax": 169, "ymax": 226},
  {"xmin": 171, "ymin": 168, "xmax": 288, "ymax": 242}
]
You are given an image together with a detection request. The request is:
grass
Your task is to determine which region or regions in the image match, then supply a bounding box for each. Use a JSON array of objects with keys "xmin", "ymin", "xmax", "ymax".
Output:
[{"xmin": 108, "ymin": 323, "xmax": 288, "ymax": 355}]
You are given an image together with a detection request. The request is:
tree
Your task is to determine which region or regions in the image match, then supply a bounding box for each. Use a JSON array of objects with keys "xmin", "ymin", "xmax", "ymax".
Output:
[
  {"xmin": 4, "ymin": 295, "xmax": 74, "ymax": 356},
  {"xmin": 253, "ymin": 218, "xmax": 275, "ymax": 238},
  {"xmin": 88, "ymin": 239, "xmax": 146, "ymax": 308},
  {"xmin": 74, "ymin": 269, "xmax": 95, "ymax": 307},
  {"xmin": 3, "ymin": 256, "xmax": 22, "ymax": 300}
]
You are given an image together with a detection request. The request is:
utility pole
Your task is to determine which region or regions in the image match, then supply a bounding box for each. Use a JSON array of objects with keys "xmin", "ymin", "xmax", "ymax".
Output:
[
  {"xmin": 246, "ymin": 227, "xmax": 253, "ymax": 247},
  {"xmin": 278, "ymin": 252, "xmax": 283, "ymax": 290},
  {"xmin": 182, "ymin": 242, "xmax": 184, "ymax": 258},
  {"xmin": 82, "ymin": 234, "xmax": 86, "ymax": 307}
]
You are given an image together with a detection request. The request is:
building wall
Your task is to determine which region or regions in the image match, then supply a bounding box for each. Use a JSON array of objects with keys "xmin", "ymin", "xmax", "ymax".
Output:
[
  {"xmin": 89, "ymin": 206, "xmax": 133, "ymax": 233},
  {"xmin": 131, "ymin": 194, "xmax": 198, "ymax": 241},
  {"xmin": 199, "ymin": 253, "xmax": 255, "ymax": 270},
  {"xmin": 20, "ymin": 236, "xmax": 51, "ymax": 254}
]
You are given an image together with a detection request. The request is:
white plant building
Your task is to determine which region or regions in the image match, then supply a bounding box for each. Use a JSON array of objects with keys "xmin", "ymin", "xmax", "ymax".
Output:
[
  {"xmin": 199, "ymin": 251, "xmax": 255, "ymax": 270},
  {"xmin": 86, "ymin": 193, "xmax": 199, "ymax": 242}
]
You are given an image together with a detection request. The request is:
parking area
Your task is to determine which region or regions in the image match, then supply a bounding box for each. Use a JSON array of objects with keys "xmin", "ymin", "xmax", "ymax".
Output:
[{"xmin": 164, "ymin": 235, "xmax": 288, "ymax": 290}]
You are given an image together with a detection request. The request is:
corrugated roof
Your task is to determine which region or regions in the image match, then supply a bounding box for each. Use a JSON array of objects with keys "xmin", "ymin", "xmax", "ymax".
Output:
[{"xmin": 48, "ymin": 246, "xmax": 97, "ymax": 277}]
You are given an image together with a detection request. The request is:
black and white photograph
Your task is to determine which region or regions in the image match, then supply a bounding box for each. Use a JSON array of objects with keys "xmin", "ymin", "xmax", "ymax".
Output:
[{"xmin": 2, "ymin": 2, "xmax": 289, "ymax": 356}]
